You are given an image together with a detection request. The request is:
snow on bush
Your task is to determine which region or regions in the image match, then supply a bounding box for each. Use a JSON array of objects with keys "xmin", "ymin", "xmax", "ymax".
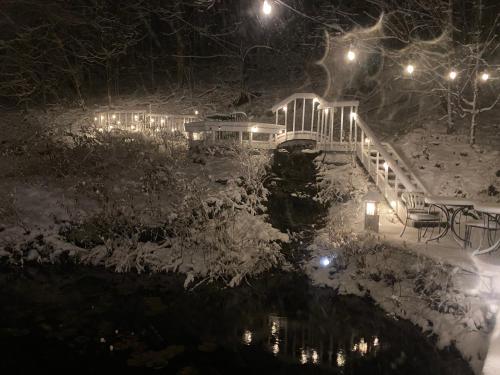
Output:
[{"xmin": 0, "ymin": 123, "xmax": 288, "ymax": 287}]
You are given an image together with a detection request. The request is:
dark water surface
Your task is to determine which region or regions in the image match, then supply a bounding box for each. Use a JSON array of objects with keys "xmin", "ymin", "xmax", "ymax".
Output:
[{"xmin": 0, "ymin": 148, "xmax": 473, "ymax": 374}]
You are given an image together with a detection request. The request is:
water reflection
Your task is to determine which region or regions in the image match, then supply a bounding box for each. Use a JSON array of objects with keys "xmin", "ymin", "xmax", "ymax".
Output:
[{"xmin": 241, "ymin": 313, "xmax": 383, "ymax": 369}]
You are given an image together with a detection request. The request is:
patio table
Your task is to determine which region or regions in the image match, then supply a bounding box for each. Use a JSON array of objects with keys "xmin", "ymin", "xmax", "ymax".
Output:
[
  {"xmin": 471, "ymin": 203, "xmax": 500, "ymax": 256},
  {"xmin": 423, "ymin": 196, "xmax": 475, "ymax": 244}
]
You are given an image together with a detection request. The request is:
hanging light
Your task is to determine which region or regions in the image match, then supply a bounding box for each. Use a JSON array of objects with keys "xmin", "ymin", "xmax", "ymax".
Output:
[
  {"xmin": 346, "ymin": 50, "xmax": 356, "ymax": 62},
  {"xmin": 262, "ymin": 0, "xmax": 272, "ymax": 15},
  {"xmin": 481, "ymin": 72, "xmax": 490, "ymax": 81},
  {"xmin": 406, "ymin": 64, "xmax": 415, "ymax": 74},
  {"xmin": 448, "ymin": 70, "xmax": 457, "ymax": 80}
]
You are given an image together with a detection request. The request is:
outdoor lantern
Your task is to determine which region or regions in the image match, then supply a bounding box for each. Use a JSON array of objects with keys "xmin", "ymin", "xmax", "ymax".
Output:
[
  {"xmin": 363, "ymin": 191, "xmax": 381, "ymax": 232},
  {"xmin": 406, "ymin": 64, "xmax": 414, "ymax": 74}
]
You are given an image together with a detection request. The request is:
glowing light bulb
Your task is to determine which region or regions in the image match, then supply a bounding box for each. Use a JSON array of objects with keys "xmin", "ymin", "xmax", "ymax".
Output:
[
  {"xmin": 406, "ymin": 64, "xmax": 414, "ymax": 74},
  {"xmin": 282, "ymin": 106, "xmax": 287, "ymax": 112},
  {"xmin": 320, "ymin": 257, "xmax": 330, "ymax": 267},
  {"xmin": 262, "ymin": 0, "xmax": 272, "ymax": 15},
  {"xmin": 350, "ymin": 112, "xmax": 357, "ymax": 120},
  {"xmin": 481, "ymin": 72, "xmax": 489, "ymax": 81},
  {"xmin": 449, "ymin": 70, "xmax": 457, "ymax": 80},
  {"xmin": 347, "ymin": 50, "xmax": 356, "ymax": 61}
]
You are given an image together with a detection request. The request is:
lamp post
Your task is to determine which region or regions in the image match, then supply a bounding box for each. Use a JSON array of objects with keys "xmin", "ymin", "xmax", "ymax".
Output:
[{"xmin": 363, "ymin": 191, "xmax": 381, "ymax": 233}]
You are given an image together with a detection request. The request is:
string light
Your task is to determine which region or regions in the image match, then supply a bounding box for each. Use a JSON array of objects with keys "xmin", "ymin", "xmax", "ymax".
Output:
[
  {"xmin": 481, "ymin": 72, "xmax": 490, "ymax": 81},
  {"xmin": 262, "ymin": 0, "xmax": 272, "ymax": 15},
  {"xmin": 448, "ymin": 70, "xmax": 457, "ymax": 80},
  {"xmin": 346, "ymin": 50, "xmax": 356, "ymax": 62},
  {"xmin": 406, "ymin": 64, "xmax": 415, "ymax": 74}
]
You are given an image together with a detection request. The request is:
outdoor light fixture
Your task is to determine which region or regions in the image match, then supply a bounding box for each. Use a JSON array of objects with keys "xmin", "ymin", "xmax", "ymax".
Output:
[
  {"xmin": 406, "ymin": 64, "xmax": 415, "ymax": 74},
  {"xmin": 320, "ymin": 256, "xmax": 330, "ymax": 267},
  {"xmin": 363, "ymin": 191, "xmax": 381, "ymax": 232},
  {"xmin": 350, "ymin": 112, "xmax": 357, "ymax": 120},
  {"xmin": 449, "ymin": 70, "xmax": 457, "ymax": 80},
  {"xmin": 262, "ymin": 0, "xmax": 272, "ymax": 15},
  {"xmin": 282, "ymin": 105, "xmax": 287, "ymax": 112},
  {"xmin": 346, "ymin": 50, "xmax": 356, "ymax": 62},
  {"xmin": 481, "ymin": 72, "xmax": 490, "ymax": 81},
  {"xmin": 194, "ymin": 110, "xmax": 199, "ymax": 115}
]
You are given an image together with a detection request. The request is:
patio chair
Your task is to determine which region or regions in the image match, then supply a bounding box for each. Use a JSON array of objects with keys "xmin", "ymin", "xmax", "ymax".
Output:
[
  {"xmin": 464, "ymin": 214, "xmax": 500, "ymax": 252},
  {"xmin": 400, "ymin": 192, "xmax": 444, "ymax": 242}
]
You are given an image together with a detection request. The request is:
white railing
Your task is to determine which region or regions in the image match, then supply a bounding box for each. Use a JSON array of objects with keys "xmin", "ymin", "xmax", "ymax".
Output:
[
  {"xmin": 272, "ymin": 93, "xmax": 359, "ymax": 149},
  {"xmin": 94, "ymin": 110, "xmax": 198, "ymax": 134},
  {"xmin": 353, "ymin": 116, "xmax": 428, "ymax": 219}
]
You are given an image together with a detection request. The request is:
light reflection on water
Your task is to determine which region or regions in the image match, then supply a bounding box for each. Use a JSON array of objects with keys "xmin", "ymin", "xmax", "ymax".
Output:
[{"xmin": 241, "ymin": 314, "xmax": 382, "ymax": 369}]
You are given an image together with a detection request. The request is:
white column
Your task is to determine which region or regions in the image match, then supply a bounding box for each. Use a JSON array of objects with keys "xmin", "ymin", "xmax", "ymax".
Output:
[
  {"xmin": 301, "ymin": 98, "xmax": 306, "ymax": 132},
  {"xmin": 310, "ymin": 100, "xmax": 315, "ymax": 133},
  {"xmin": 292, "ymin": 100, "xmax": 296, "ymax": 133},
  {"xmin": 340, "ymin": 107, "xmax": 344, "ymax": 143}
]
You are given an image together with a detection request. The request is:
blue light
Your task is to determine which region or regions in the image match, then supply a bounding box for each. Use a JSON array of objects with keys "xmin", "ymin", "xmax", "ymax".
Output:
[{"xmin": 320, "ymin": 257, "xmax": 331, "ymax": 267}]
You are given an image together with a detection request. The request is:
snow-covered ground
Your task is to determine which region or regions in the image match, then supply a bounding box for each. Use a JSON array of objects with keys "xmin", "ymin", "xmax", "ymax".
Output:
[{"xmin": 392, "ymin": 121, "xmax": 499, "ymax": 202}]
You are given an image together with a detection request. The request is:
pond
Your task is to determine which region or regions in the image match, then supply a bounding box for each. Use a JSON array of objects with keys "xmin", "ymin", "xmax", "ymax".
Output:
[{"xmin": 0, "ymin": 147, "xmax": 473, "ymax": 374}]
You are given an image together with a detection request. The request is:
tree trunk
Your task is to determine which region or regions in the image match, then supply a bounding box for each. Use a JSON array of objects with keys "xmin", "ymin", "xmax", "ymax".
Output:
[{"xmin": 106, "ymin": 58, "xmax": 112, "ymax": 107}]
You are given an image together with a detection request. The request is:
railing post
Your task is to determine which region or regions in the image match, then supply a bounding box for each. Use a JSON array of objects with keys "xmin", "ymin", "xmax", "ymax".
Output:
[
  {"xmin": 376, "ymin": 152, "xmax": 380, "ymax": 186},
  {"xmin": 284, "ymin": 107, "xmax": 288, "ymax": 140},
  {"xmin": 330, "ymin": 108, "xmax": 334, "ymax": 144},
  {"xmin": 360, "ymin": 129, "xmax": 364, "ymax": 164},
  {"xmin": 292, "ymin": 99, "xmax": 296, "ymax": 133}
]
